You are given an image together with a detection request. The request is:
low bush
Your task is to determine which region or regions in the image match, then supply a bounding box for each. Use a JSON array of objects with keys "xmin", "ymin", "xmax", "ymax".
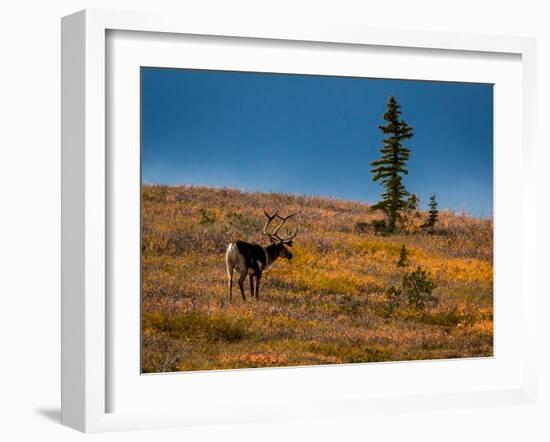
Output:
[
  {"xmin": 143, "ymin": 310, "xmax": 248, "ymax": 342},
  {"xmin": 225, "ymin": 212, "xmax": 263, "ymax": 237},
  {"xmin": 354, "ymin": 221, "xmax": 370, "ymax": 234},
  {"xmin": 382, "ymin": 285, "xmax": 402, "ymax": 316},
  {"xmin": 371, "ymin": 219, "xmax": 388, "ymax": 235},
  {"xmin": 419, "ymin": 307, "xmax": 466, "ymax": 328},
  {"xmin": 402, "ymin": 267, "xmax": 437, "ymax": 310},
  {"xmin": 198, "ymin": 208, "xmax": 216, "ymax": 225},
  {"xmin": 337, "ymin": 294, "xmax": 362, "ymax": 316}
]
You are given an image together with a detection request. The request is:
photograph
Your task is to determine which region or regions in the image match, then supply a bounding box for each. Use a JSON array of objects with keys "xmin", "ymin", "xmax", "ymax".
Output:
[{"xmin": 140, "ymin": 67, "xmax": 494, "ymax": 373}]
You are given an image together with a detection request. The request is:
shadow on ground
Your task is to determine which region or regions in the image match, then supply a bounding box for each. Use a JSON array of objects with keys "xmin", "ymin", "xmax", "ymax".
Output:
[{"xmin": 35, "ymin": 408, "xmax": 61, "ymax": 423}]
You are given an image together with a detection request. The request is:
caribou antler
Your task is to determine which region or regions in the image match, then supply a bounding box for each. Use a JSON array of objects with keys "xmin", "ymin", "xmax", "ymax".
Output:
[{"xmin": 263, "ymin": 210, "xmax": 298, "ymax": 243}]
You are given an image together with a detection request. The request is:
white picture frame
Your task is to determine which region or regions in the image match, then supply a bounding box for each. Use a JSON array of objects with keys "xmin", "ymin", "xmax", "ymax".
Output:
[{"xmin": 61, "ymin": 9, "xmax": 537, "ymax": 433}]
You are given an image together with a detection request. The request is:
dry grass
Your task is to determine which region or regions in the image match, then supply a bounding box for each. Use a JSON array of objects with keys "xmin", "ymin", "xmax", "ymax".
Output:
[{"xmin": 141, "ymin": 184, "xmax": 493, "ymax": 373}]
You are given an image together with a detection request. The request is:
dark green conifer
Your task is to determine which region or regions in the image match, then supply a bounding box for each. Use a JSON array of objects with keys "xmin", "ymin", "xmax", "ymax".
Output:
[
  {"xmin": 406, "ymin": 193, "xmax": 420, "ymax": 212},
  {"xmin": 370, "ymin": 96, "xmax": 413, "ymax": 233},
  {"xmin": 423, "ymin": 193, "xmax": 439, "ymax": 233},
  {"xmin": 397, "ymin": 244, "xmax": 409, "ymax": 269}
]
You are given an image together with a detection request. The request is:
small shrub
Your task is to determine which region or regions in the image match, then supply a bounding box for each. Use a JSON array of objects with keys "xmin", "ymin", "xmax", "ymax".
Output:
[
  {"xmin": 198, "ymin": 208, "xmax": 216, "ymax": 225},
  {"xmin": 225, "ymin": 212, "xmax": 262, "ymax": 236},
  {"xmin": 307, "ymin": 342, "xmax": 392, "ymax": 363},
  {"xmin": 209, "ymin": 316, "xmax": 248, "ymax": 342},
  {"xmin": 354, "ymin": 221, "xmax": 370, "ymax": 234},
  {"xmin": 406, "ymin": 193, "xmax": 420, "ymax": 211},
  {"xmin": 337, "ymin": 294, "xmax": 361, "ymax": 316},
  {"xmin": 382, "ymin": 285, "xmax": 402, "ymax": 316},
  {"xmin": 422, "ymin": 193, "xmax": 439, "ymax": 234},
  {"xmin": 402, "ymin": 267, "xmax": 437, "ymax": 310},
  {"xmin": 397, "ymin": 244, "xmax": 409, "ymax": 269},
  {"xmin": 371, "ymin": 219, "xmax": 387, "ymax": 235},
  {"xmin": 420, "ymin": 306, "xmax": 466, "ymax": 328},
  {"xmin": 400, "ymin": 211, "xmax": 424, "ymax": 234},
  {"xmin": 303, "ymin": 274, "xmax": 358, "ymax": 295},
  {"xmin": 143, "ymin": 310, "xmax": 248, "ymax": 342}
]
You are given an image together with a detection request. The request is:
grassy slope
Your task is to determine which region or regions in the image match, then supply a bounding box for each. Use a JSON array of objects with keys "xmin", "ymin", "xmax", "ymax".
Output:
[{"xmin": 141, "ymin": 185, "xmax": 493, "ymax": 373}]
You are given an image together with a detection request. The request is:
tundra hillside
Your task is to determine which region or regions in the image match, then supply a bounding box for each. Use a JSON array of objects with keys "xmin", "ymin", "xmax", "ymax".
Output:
[{"xmin": 142, "ymin": 184, "xmax": 493, "ymax": 372}]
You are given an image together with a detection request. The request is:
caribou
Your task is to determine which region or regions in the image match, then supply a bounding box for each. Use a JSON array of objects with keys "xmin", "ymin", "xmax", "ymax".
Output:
[{"xmin": 225, "ymin": 210, "xmax": 297, "ymax": 302}]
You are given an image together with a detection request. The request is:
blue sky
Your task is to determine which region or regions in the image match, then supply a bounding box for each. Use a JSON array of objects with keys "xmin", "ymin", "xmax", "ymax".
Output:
[{"xmin": 141, "ymin": 68, "xmax": 493, "ymax": 216}]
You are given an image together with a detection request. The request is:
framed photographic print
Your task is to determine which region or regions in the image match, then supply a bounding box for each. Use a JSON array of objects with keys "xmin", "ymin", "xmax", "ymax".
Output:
[
  {"xmin": 61, "ymin": 9, "xmax": 537, "ymax": 432},
  {"xmin": 139, "ymin": 68, "xmax": 494, "ymax": 373}
]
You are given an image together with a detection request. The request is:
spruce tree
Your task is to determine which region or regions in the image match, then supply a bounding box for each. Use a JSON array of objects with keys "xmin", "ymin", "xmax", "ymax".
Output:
[
  {"xmin": 397, "ymin": 244, "xmax": 409, "ymax": 269},
  {"xmin": 370, "ymin": 96, "xmax": 413, "ymax": 233},
  {"xmin": 424, "ymin": 193, "xmax": 439, "ymax": 232},
  {"xmin": 406, "ymin": 193, "xmax": 420, "ymax": 212}
]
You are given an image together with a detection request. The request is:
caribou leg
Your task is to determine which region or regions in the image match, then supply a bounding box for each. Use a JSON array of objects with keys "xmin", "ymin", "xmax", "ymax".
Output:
[
  {"xmin": 227, "ymin": 269, "xmax": 233, "ymax": 303},
  {"xmin": 255, "ymin": 274, "xmax": 261, "ymax": 301},
  {"xmin": 237, "ymin": 272, "xmax": 247, "ymax": 301},
  {"xmin": 249, "ymin": 275, "xmax": 255, "ymax": 299}
]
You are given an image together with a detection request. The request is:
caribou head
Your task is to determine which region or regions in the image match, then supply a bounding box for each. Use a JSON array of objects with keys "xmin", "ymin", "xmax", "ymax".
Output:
[{"xmin": 262, "ymin": 210, "xmax": 297, "ymax": 260}]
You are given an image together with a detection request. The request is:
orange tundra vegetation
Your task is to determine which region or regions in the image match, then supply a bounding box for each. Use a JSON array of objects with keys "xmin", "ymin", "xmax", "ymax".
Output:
[{"xmin": 141, "ymin": 184, "xmax": 493, "ymax": 372}]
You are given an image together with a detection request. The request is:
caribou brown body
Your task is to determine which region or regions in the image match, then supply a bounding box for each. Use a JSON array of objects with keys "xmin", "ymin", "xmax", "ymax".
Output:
[{"xmin": 225, "ymin": 211, "xmax": 297, "ymax": 302}]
